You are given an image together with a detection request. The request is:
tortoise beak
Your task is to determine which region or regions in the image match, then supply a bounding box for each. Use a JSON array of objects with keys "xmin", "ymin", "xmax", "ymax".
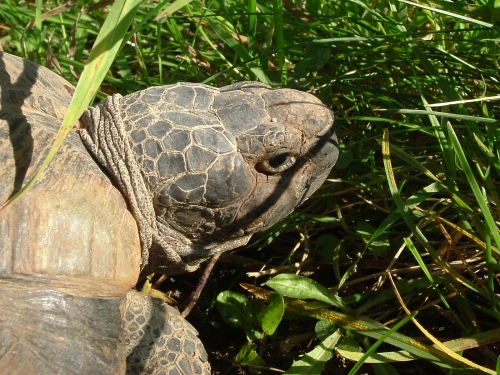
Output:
[{"xmin": 234, "ymin": 114, "xmax": 338, "ymax": 234}]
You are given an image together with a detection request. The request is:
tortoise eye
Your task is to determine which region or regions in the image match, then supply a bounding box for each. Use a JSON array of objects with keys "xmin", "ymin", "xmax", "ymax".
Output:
[{"xmin": 256, "ymin": 151, "xmax": 297, "ymax": 174}]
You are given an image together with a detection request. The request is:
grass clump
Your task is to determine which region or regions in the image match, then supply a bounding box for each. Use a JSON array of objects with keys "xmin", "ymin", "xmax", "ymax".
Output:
[{"xmin": 1, "ymin": 0, "xmax": 499, "ymax": 374}]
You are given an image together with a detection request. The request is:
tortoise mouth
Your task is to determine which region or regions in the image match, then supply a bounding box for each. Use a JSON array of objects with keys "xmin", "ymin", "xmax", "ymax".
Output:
[{"xmin": 233, "ymin": 123, "xmax": 338, "ymax": 234}]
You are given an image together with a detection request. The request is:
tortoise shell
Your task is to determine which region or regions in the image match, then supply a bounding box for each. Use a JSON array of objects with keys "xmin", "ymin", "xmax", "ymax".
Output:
[{"xmin": 0, "ymin": 51, "xmax": 338, "ymax": 374}]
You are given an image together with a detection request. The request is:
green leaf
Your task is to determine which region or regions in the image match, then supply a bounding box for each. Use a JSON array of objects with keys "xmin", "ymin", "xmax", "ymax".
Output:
[
  {"xmin": 267, "ymin": 274, "xmax": 350, "ymax": 313},
  {"xmin": 335, "ymin": 150, "xmax": 353, "ymax": 169},
  {"xmin": 216, "ymin": 291, "xmax": 262, "ymax": 341},
  {"xmin": 399, "ymin": 0, "xmax": 500, "ymax": 30},
  {"xmin": 273, "ymin": 0, "xmax": 286, "ymax": 84},
  {"xmin": 203, "ymin": 10, "xmax": 271, "ymax": 84},
  {"xmin": 284, "ymin": 330, "xmax": 342, "ymax": 375},
  {"xmin": 447, "ymin": 123, "xmax": 500, "ymax": 258},
  {"xmin": 260, "ymin": 293, "xmax": 284, "ymax": 336},
  {"xmin": 347, "ymin": 313, "xmax": 415, "ymax": 375},
  {"xmin": 337, "ymin": 348, "xmax": 416, "ymax": 363},
  {"xmin": 338, "ymin": 335, "xmax": 363, "ymax": 354},
  {"xmin": 316, "ymin": 234, "xmax": 340, "ymax": 261},
  {"xmin": 357, "ymin": 221, "xmax": 389, "ymax": 255},
  {"xmin": 155, "ymin": 0, "xmax": 195, "ymax": 20},
  {"xmin": 237, "ymin": 342, "xmax": 265, "ymax": 369},
  {"xmin": 315, "ymin": 320, "xmax": 337, "ymax": 341}
]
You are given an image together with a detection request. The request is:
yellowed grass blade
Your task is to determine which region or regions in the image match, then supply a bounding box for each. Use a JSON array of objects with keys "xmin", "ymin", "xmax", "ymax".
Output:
[
  {"xmin": 388, "ymin": 273, "xmax": 496, "ymax": 374},
  {"xmin": 1, "ymin": 0, "xmax": 141, "ymax": 209}
]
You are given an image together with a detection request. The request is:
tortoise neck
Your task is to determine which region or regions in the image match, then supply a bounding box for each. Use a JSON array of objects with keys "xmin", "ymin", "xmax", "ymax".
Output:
[
  {"xmin": 78, "ymin": 94, "xmax": 155, "ymax": 269},
  {"xmin": 77, "ymin": 94, "xmax": 253, "ymax": 275}
]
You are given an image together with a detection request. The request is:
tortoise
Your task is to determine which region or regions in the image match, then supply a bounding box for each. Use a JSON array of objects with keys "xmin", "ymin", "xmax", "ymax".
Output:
[{"xmin": 0, "ymin": 51, "xmax": 339, "ymax": 374}]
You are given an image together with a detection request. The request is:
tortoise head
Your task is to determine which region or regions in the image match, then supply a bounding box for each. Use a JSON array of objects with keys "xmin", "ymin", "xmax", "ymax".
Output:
[
  {"xmin": 119, "ymin": 82, "xmax": 337, "ymax": 241},
  {"xmin": 81, "ymin": 82, "xmax": 337, "ymax": 272},
  {"xmin": 209, "ymin": 83, "xmax": 338, "ymax": 236}
]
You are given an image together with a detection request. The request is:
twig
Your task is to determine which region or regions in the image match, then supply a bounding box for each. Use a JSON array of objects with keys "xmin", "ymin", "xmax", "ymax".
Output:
[{"xmin": 180, "ymin": 252, "xmax": 221, "ymax": 318}]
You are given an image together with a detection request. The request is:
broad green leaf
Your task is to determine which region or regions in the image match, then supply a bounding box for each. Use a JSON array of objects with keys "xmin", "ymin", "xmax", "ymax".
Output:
[
  {"xmin": 315, "ymin": 320, "xmax": 338, "ymax": 341},
  {"xmin": 237, "ymin": 342, "xmax": 265, "ymax": 369},
  {"xmin": 335, "ymin": 149, "xmax": 353, "ymax": 169},
  {"xmin": 216, "ymin": 290, "xmax": 249, "ymax": 329},
  {"xmin": 260, "ymin": 293, "xmax": 284, "ymax": 336},
  {"xmin": 216, "ymin": 291, "xmax": 262, "ymax": 341},
  {"xmin": 337, "ymin": 335, "xmax": 363, "ymax": 354},
  {"xmin": 267, "ymin": 274, "xmax": 350, "ymax": 312}
]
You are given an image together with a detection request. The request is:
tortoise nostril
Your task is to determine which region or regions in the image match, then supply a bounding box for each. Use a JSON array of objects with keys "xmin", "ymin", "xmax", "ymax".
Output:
[{"xmin": 256, "ymin": 151, "xmax": 297, "ymax": 174}]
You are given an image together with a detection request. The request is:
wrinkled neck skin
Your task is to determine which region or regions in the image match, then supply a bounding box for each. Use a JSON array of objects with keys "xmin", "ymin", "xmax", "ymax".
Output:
[{"xmin": 78, "ymin": 82, "xmax": 338, "ymax": 275}]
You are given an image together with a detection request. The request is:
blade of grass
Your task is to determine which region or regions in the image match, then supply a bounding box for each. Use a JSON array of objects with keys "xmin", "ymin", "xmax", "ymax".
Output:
[
  {"xmin": 1, "ymin": 0, "xmax": 141, "ymax": 209},
  {"xmin": 389, "ymin": 273, "xmax": 496, "ymax": 374},
  {"xmin": 404, "ymin": 237, "xmax": 466, "ymax": 329},
  {"xmin": 203, "ymin": 9, "xmax": 271, "ymax": 84},
  {"xmin": 347, "ymin": 312, "xmax": 416, "ymax": 375},
  {"xmin": 273, "ymin": 0, "xmax": 286, "ymax": 85},
  {"xmin": 287, "ymin": 300, "xmax": 491, "ymax": 371},
  {"xmin": 410, "ymin": 43, "xmax": 483, "ymax": 137},
  {"xmin": 416, "ymin": 95, "xmax": 490, "ymax": 239},
  {"xmin": 374, "ymin": 139, "xmax": 488, "ymax": 220},
  {"xmin": 446, "ymin": 122, "xmax": 500, "ymax": 258},
  {"xmin": 427, "ymin": 96, "xmax": 500, "ymax": 108},
  {"xmin": 382, "ymin": 128, "xmax": 466, "ymax": 326},
  {"xmin": 155, "ymin": 0, "xmax": 195, "ymax": 21},
  {"xmin": 484, "ymin": 233, "xmax": 499, "ymax": 317},
  {"xmin": 247, "ymin": 0, "xmax": 257, "ymax": 54},
  {"xmin": 35, "ymin": 0, "xmax": 42, "ymax": 33},
  {"xmin": 399, "ymin": 0, "xmax": 500, "ymax": 30},
  {"xmin": 374, "ymin": 109, "xmax": 497, "ymax": 124},
  {"xmin": 338, "ymin": 327, "xmax": 500, "ymax": 363},
  {"xmin": 414, "ymin": 207, "xmax": 493, "ymax": 251},
  {"xmin": 382, "ymin": 128, "xmax": 497, "ymax": 297}
]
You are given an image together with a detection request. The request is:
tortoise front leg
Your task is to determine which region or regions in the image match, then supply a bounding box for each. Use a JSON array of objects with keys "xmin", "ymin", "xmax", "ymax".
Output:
[{"xmin": 123, "ymin": 290, "xmax": 210, "ymax": 375}]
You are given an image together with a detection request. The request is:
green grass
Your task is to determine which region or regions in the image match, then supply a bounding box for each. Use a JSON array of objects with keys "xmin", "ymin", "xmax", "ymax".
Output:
[{"xmin": 1, "ymin": 0, "xmax": 499, "ymax": 374}]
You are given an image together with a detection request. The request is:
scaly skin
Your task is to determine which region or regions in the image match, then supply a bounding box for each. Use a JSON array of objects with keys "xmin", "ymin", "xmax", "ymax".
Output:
[
  {"xmin": 0, "ymin": 51, "xmax": 338, "ymax": 374},
  {"xmin": 124, "ymin": 291, "xmax": 210, "ymax": 375},
  {"xmin": 80, "ymin": 81, "xmax": 338, "ymax": 274}
]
